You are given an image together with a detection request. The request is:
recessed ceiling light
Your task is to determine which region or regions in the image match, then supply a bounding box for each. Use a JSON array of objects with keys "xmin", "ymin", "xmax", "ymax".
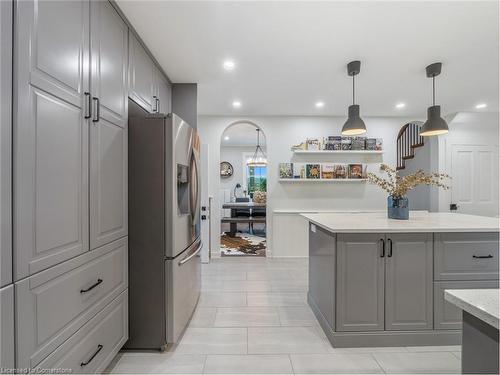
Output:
[
  {"xmin": 475, "ymin": 103, "xmax": 487, "ymax": 109},
  {"xmin": 223, "ymin": 60, "xmax": 235, "ymax": 71},
  {"xmin": 232, "ymin": 100, "xmax": 241, "ymax": 108},
  {"xmin": 224, "ymin": 136, "xmax": 230, "ymax": 141},
  {"xmin": 315, "ymin": 101, "xmax": 325, "ymax": 108},
  {"xmin": 395, "ymin": 102, "xmax": 406, "ymax": 109}
]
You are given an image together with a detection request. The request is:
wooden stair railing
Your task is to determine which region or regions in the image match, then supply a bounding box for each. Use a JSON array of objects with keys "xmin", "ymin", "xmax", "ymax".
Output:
[{"xmin": 396, "ymin": 122, "xmax": 425, "ymax": 170}]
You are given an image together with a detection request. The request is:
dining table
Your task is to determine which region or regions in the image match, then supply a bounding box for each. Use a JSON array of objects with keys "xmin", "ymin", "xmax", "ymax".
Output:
[{"xmin": 222, "ymin": 201, "xmax": 266, "ymax": 237}]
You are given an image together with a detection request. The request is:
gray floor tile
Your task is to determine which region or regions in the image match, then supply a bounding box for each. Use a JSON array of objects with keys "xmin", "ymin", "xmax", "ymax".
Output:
[
  {"xmin": 176, "ymin": 327, "xmax": 247, "ymax": 354},
  {"xmin": 452, "ymin": 351, "xmax": 461, "ymax": 360},
  {"xmin": 247, "ymin": 292, "xmax": 307, "ymax": 307},
  {"xmin": 198, "ymin": 292, "xmax": 247, "ymax": 307},
  {"xmin": 278, "ymin": 306, "xmax": 318, "ymax": 326},
  {"xmin": 215, "ymin": 307, "xmax": 281, "ymax": 327},
  {"xmin": 190, "ymin": 307, "xmax": 217, "ymax": 327},
  {"xmin": 204, "ymin": 354, "xmax": 293, "ymax": 374},
  {"xmin": 105, "ymin": 353, "xmax": 206, "ymax": 374},
  {"xmin": 248, "ymin": 326, "xmax": 329, "ymax": 354},
  {"xmin": 406, "ymin": 345, "xmax": 461, "ymax": 352},
  {"xmin": 290, "ymin": 353, "xmax": 384, "ymax": 374},
  {"xmin": 373, "ymin": 352, "xmax": 461, "ymax": 374},
  {"xmin": 328, "ymin": 346, "xmax": 409, "ymax": 354},
  {"xmin": 223, "ymin": 280, "xmax": 271, "ymax": 292}
]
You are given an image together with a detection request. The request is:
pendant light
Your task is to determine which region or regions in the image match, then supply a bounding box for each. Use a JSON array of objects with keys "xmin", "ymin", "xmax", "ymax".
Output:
[
  {"xmin": 247, "ymin": 128, "xmax": 267, "ymax": 167},
  {"xmin": 342, "ymin": 60, "xmax": 366, "ymax": 136},
  {"xmin": 420, "ymin": 62, "xmax": 449, "ymax": 136}
]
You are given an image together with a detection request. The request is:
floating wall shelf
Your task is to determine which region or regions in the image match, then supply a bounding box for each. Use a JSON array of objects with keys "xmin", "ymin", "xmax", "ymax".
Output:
[
  {"xmin": 292, "ymin": 150, "xmax": 383, "ymax": 155},
  {"xmin": 279, "ymin": 178, "xmax": 367, "ymax": 183}
]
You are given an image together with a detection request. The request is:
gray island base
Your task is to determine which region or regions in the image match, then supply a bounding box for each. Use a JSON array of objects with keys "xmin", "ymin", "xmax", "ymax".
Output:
[{"xmin": 303, "ymin": 211, "xmax": 500, "ymax": 348}]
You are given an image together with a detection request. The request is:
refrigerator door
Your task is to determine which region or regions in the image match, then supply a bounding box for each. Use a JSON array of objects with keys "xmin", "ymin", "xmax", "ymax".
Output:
[
  {"xmin": 166, "ymin": 237, "xmax": 201, "ymax": 343},
  {"xmin": 190, "ymin": 130, "xmax": 201, "ymax": 241},
  {"xmin": 169, "ymin": 114, "xmax": 198, "ymax": 258}
]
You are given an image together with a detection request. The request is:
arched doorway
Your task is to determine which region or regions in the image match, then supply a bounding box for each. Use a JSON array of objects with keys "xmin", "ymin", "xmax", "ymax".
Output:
[{"xmin": 219, "ymin": 121, "xmax": 267, "ymax": 257}]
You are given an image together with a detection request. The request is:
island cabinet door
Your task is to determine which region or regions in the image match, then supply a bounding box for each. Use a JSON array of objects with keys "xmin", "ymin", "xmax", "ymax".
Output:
[
  {"xmin": 308, "ymin": 223, "xmax": 336, "ymax": 331},
  {"xmin": 336, "ymin": 233, "xmax": 385, "ymax": 332},
  {"xmin": 384, "ymin": 233, "xmax": 433, "ymax": 331}
]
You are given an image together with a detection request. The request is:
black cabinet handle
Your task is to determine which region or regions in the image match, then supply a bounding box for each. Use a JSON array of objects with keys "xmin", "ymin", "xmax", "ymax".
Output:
[
  {"xmin": 92, "ymin": 97, "xmax": 100, "ymax": 122},
  {"xmin": 80, "ymin": 278, "xmax": 103, "ymax": 293},
  {"xmin": 473, "ymin": 254, "xmax": 493, "ymax": 259},
  {"xmin": 80, "ymin": 344, "xmax": 103, "ymax": 367},
  {"xmin": 84, "ymin": 92, "xmax": 92, "ymax": 119},
  {"xmin": 387, "ymin": 238, "xmax": 393, "ymax": 257},
  {"xmin": 379, "ymin": 238, "xmax": 385, "ymax": 257}
]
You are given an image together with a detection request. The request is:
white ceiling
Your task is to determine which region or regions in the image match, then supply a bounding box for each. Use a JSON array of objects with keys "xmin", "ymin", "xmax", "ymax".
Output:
[
  {"xmin": 221, "ymin": 122, "xmax": 267, "ymax": 147},
  {"xmin": 117, "ymin": 1, "xmax": 499, "ymax": 117}
]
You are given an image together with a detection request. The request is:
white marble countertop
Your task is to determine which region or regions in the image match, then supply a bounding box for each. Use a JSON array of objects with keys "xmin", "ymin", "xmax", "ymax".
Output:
[
  {"xmin": 301, "ymin": 211, "xmax": 500, "ymax": 233},
  {"xmin": 445, "ymin": 289, "xmax": 500, "ymax": 329}
]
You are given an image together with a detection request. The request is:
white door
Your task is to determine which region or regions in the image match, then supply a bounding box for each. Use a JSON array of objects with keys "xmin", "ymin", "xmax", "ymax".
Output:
[
  {"xmin": 200, "ymin": 144, "xmax": 210, "ymax": 263},
  {"xmin": 450, "ymin": 144, "xmax": 499, "ymax": 217}
]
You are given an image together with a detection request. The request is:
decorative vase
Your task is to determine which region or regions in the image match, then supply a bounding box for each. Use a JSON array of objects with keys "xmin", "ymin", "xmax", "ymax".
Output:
[{"xmin": 387, "ymin": 196, "xmax": 409, "ymax": 220}]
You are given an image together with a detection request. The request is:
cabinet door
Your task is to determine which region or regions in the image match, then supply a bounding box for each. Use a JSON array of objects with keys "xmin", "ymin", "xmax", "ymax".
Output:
[
  {"xmin": 0, "ymin": 285, "xmax": 14, "ymax": 369},
  {"xmin": 336, "ymin": 233, "xmax": 385, "ymax": 331},
  {"xmin": 308, "ymin": 223, "xmax": 336, "ymax": 331},
  {"xmin": 385, "ymin": 233, "xmax": 433, "ymax": 331},
  {"xmin": 90, "ymin": 118, "xmax": 128, "ymax": 249},
  {"xmin": 91, "ymin": 0, "xmax": 128, "ymax": 128},
  {"xmin": 0, "ymin": 0, "xmax": 12, "ymax": 287},
  {"xmin": 128, "ymin": 32, "xmax": 154, "ymax": 112},
  {"xmin": 156, "ymin": 68, "xmax": 172, "ymax": 114},
  {"xmin": 14, "ymin": 0, "xmax": 90, "ymax": 279}
]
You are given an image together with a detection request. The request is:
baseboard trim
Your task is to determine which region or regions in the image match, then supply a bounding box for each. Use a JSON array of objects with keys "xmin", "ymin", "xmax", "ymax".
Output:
[{"xmin": 308, "ymin": 293, "xmax": 462, "ymax": 348}]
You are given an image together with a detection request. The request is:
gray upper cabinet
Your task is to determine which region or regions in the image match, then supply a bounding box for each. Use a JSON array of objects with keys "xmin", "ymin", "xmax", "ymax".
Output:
[
  {"xmin": 308, "ymin": 223, "xmax": 336, "ymax": 331},
  {"xmin": 336, "ymin": 233, "xmax": 385, "ymax": 332},
  {"xmin": 385, "ymin": 233, "xmax": 433, "ymax": 331},
  {"xmin": 0, "ymin": 0, "xmax": 12, "ymax": 287},
  {"xmin": 128, "ymin": 32, "xmax": 154, "ymax": 112},
  {"xmin": 89, "ymin": 1, "xmax": 128, "ymax": 249},
  {"xmin": 14, "ymin": 0, "xmax": 90, "ymax": 279},
  {"xmin": 155, "ymin": 66, "xmax": 172, "ymax": 114},
  {"xmin": 91, "ymin": 0, "xmax": 128, "ymax": 128}
]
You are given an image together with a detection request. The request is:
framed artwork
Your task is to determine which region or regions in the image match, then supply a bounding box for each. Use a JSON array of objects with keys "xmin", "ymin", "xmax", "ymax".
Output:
[{"xmin": 220, "ymin": 161, "xmax": 234, "ymax": 178}]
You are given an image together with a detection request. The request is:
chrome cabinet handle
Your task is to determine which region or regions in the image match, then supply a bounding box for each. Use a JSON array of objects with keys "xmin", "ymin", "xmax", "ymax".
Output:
[
  {"xmin": 152, "ymin": 96, "xmax": 158, "ymax": 112},
  {"xmin": 80, "ymin": 344, "xmax": 103, "ymax": 367},
  {"xmin": 80, "ymin": 278, "xmax": 103, "ymax": 293},
  {"xmin": 473, "ymin": 254, "xmax": 493, "ymax": 259},
  {"xmin": 92, "ymin": 97, "xmax": 100, "ymax": 122},
  {"xmin": 379, "ymin": 238, "xmax": 385, "ymax": 258},
  {"xmin": 84, "ymin": 92, "xmax": 92, "ymax": 119},
  {"xmin": 156, "ymin": 97, "xmax": 160, "ymax": 113},
  {"xmin": 387, "ymin": 238, "xmax": 393, "ymax": 257}
]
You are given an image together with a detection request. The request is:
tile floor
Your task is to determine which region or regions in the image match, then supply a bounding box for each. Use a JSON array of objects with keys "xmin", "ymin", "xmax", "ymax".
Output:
[{"xmin": 105, "ymin": 257, "xmax": 461, "ymax": 374}]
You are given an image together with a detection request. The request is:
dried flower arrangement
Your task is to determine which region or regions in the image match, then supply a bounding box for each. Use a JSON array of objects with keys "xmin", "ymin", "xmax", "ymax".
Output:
[{"xmin": 367, "ymin": 164, "xmax": 450, "ymax": 199}]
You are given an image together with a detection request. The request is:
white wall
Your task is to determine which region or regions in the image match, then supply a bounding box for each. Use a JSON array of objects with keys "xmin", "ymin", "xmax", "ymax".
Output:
[{"xmin": 198, "ymin": 115, "xmax": 415, "ymax": 256}]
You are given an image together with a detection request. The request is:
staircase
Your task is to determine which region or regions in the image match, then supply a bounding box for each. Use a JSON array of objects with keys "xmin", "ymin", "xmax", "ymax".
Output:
[{"xmin": 396, "ymin": 121, "xmax": 425, "ymax": 170}]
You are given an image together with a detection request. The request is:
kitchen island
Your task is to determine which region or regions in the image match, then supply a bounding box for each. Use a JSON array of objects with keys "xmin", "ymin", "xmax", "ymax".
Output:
[{"xmin": 302, "ymin": 211, "xmax": 499, "ymax": 347}]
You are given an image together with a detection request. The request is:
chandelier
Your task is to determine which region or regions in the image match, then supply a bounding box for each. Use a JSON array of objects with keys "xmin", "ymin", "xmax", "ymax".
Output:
[{"xmin": 246, "ymin": 128, "xmax": 267, "ymax": 167}]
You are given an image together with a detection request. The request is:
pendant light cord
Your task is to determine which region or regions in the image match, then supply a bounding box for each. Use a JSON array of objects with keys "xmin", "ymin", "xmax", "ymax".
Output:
[
  {"xmin": 352, "ymin": 75, "xmax": 355, "ymax": 105},
  {"xmin": 432, "ymin": 75, "xmax": 435, "ymax": 106}
]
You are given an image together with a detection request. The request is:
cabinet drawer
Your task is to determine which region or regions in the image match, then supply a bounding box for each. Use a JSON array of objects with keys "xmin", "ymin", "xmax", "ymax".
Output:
[
  {"xmin": 434, "ymin": 280, "xmax": 499, "ymax": 330},
  {"xmin": 38, "ymin": 289, "xmax": 128, "ymax": 373},
  {"xmin": 434, "ymin": 233, "xmax": 499, "ymax": 280},
  {"xmin": 16, "ymin": 237, "xmax": 127, "ymax": 367}
]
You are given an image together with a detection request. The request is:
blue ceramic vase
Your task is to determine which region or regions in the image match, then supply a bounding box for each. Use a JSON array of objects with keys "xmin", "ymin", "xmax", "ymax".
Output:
[{"xmin": 387, "ymin": 196, "xmax": 409, "ymax": 220}]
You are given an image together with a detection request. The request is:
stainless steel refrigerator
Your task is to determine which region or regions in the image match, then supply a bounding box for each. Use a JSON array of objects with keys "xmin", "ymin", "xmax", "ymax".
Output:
[{"xmin": 126, "ymin": 99, "xmax": 201, "ymax": 350}]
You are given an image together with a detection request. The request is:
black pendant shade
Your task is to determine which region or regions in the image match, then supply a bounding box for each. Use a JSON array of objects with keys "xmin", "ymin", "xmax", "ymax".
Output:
[
  {"xmin": 342, "ymin": 61, "xmax": 366, "ymax": 136},
  {"xmin": 420, "ymin": 62, "xmax": 449, "ymax": 137}
]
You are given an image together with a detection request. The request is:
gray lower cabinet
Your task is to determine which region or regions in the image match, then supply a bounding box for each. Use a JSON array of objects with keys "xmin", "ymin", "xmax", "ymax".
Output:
[
  {"xmin": 385, "ymin": 233, "xmax": 433, "ymax": 331},
  {"xmin": 0, "ymin": 0, "xmax": 12, "ymax": 287},
  {"xmin": 14, "ymin": 0, "xmax": 90, "ymax": 279},
  {"xmin": 336, "ymin": 233, "xmax": 385, "ymax": 332},
  {"xmin": 434, "ymin": 232, "xmax": 499, "ymax": 281},
  {"xmin": 308, "ymin": 223, "xmax": 336, "ymax": 331},
  {"xmin": 0, "ymin": 285, "xmax": 14, "ymax": 370},
  {"xmin": 37, "ymin": 290, "xmax": 128, "ymax": 374},
  {"xmin": 128, "ymin": 32, "xmax": 154, "ymax": 112},
  {"xmin": 16, "ymin": 238, "xmax": 127, "ymax": 368},
  {"xmin": 434, "ymin": 280, "xmax": 499, "ymax": 330}
]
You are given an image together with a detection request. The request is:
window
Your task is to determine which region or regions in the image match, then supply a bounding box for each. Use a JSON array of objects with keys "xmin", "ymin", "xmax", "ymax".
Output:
[{"xmin": 247, "ymin": 165, "xmax": 267, "ymax": 195}]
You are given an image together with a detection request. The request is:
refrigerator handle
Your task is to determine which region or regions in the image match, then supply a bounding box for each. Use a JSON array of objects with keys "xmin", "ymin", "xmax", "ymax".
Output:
[{"xmin": 178, "ymin": 240, "xmax": 202, "ymax": 266}]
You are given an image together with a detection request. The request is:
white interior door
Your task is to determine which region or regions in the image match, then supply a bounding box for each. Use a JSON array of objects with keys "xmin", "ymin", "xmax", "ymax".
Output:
[
  {"xmin": 200, "ymin": 144, "xmax": 210, "ymax": 263},
  {"xmin": 450, "ymin": 144, "xmax": 499, "ymax": 217}
]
